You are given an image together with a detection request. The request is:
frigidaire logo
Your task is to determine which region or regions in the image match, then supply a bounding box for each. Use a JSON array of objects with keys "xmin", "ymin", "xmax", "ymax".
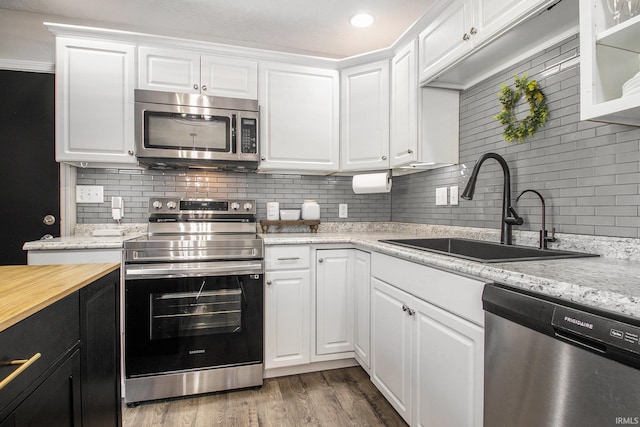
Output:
[
  {"xmin": 616, "ymin": 417, "xmax": 639, "ymax": 425},
  {"xmin": 564, "ymin": 316, "xmax": 594, "ymax": 330},
  {"xmin": 189, "ymin": 349, "xmax": 205, "ymax": 355}
]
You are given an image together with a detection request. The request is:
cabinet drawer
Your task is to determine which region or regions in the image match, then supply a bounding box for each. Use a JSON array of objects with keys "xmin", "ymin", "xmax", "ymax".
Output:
[
  {"xmin": 0, "ymin": 293, "xmax": 79, "ymax": 415},
  {"xmin": 266, "ymin": 246, "xmax": 311, "ymax": 270}
]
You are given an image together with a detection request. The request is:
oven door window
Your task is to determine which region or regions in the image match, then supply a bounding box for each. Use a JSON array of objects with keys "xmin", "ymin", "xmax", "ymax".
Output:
[
  {"xmin": 125, "ymin": 274, "xmax": 263, "ymax": 378},
  {"xmin": 144, "ymin": 111, "xmax": 230, "ymax": 152},
  {"xmin": 151, "ymin": 287, "xmax": 242, "ymax": 340}
]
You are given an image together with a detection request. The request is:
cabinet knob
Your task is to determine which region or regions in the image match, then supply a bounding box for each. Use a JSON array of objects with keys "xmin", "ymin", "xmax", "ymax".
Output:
[
  {"xmin": 193, "ymin": 84, "xmax": 199, "ymax": 90},
  {"xmin": 382, "ymin": 156, "xmax": 387, "ymax": 160},
  {"xmin": 318, "ymin": 258, "xmax": 324, "ymax": 263},
  {"xmin": 267, "ymin": 280, "xmax": 272, "ymax": 285},
  {"xmin": 407, "ymin": 149, "xmax": 413, "ymax": 154},
  {"xmin": 261, "ymin": 156, "xmax": 266, "ymax": 161},
  {"xmin": 470, "ymin": 27, "xmax": 477, "ymax": 35},
  {"xmin": 462, "ymin": 33, "xmax": 471, "ymax": 41},
  {"xmin": 202, "ymin": 85, "xmax": 207, "ymax": 91},
  {"xmin": 128, "ymin": 150, "xmax": 134, "ymax": 155}
]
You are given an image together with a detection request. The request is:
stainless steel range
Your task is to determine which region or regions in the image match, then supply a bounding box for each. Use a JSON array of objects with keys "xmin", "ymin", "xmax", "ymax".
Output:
[{"xmin": 123, "ymin": 198, "xmax": 263, "ymax": 405}]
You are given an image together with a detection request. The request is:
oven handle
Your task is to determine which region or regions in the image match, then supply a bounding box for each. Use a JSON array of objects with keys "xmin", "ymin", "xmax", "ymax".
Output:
[{"xmin": 125, "ymin": 260, "xmax": 264, "ymax": 280}]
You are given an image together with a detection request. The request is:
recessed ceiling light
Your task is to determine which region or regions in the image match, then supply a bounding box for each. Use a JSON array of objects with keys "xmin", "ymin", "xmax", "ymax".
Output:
[{"xmin": 350, "ymin": 13, "xmax": 374, "ymax": 28}]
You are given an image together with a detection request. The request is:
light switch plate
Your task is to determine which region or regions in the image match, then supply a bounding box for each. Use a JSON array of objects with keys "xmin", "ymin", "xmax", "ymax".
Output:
[
  {"xmin": 76, "ymin": 185, "xmax": 104, "ymax": 203},
  {"xmin": 435, "ymin": 187, "xmax": 448, "ymax": 206},
  {"xmin": 339, "ymin": 204, "xmax": 348, "ymax": 218},
  {"xmin": 449, "ymin": 186, "xmax": 459, "ymax": 205}
]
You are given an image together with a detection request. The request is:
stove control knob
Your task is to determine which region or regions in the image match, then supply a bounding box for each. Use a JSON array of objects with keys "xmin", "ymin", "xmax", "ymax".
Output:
[
  {"xmin": 243, "ymin": 202, "xmax": 253, "ymax": 211},
  {"xmin": 166, "ymin": 201, "xmax": 177, "ymax": 210},
  {"xmin": 152, "ymin": 200, "xmax": 163, "ymax": 210},
  {"xmin": 230, "ymin": 202, "xmax": 240, "ymax": 211}
]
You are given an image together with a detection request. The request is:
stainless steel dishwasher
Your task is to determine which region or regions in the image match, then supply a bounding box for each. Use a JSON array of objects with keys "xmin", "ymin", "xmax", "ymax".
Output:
[{"xmin": 482, "ymin": 283, "xmax": 640, "ymax": 427}]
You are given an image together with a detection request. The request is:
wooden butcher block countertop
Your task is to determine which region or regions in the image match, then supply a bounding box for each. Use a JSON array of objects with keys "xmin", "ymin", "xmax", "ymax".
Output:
[{"xmin": 0, "ymin": 263, "xmax": 119, "ymax": 332}]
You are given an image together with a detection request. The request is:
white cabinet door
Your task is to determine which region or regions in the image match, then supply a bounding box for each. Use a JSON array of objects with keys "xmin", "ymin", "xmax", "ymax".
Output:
[
  {"xmin": 475, "ymin": 0, "xmax": 538, "ymax": 43},
  {"xmin": 390, "ymin": 40, "xmax": 418, "ymax": 168},
  {"xmin": 371, "ymin": 277, "xmax": 412, "ymax": 423},
  {"xmin": 264, "ymin": 269, "xmax": 311, "ymax": 369},
  {"xmin": 418, "ymin": 0, "xmax": 472, "ymax": 83},
  {"xmin": 200, "ymin": 55, "xmax": 258, "ymax": 99},
  {"xmin": 56, "ymin": 37, "xmax": 136, "ymax": 166},
  {"xmin": 353, "ymin": 250, "xmax": 371, "ymax": 369},
  {"xmin": 316, "ymin": 249, "xmax": 354, "ymax": 356},
  {"xmin": 340, "ymin": 61, "xmax": 390, "ymax": 171},
  {"xmin": 412, "ymin": 297, "xmax": 484, "ymax": 427},
  {"xmin": 138, "ymin": 47, "xmax": 201, "ymax": 93},
  {"xmin": 259, "ymin": 62, "xmax": 339, "ymax": 173}
]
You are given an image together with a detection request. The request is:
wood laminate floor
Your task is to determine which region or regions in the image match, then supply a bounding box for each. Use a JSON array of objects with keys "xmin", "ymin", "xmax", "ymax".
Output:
[{"xmin": 122, "ymin": 367, "xmax": 407, "ymax": 427}]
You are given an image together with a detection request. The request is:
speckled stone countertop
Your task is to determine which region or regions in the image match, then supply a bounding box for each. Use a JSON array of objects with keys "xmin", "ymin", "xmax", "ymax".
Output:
[
  {"xmin": 261, "ymin": 231, "xmax": 640, "ymax": 320},
  {"xmin": 21, "ymin": 222, "xmax": 640, "ymax": 319}
]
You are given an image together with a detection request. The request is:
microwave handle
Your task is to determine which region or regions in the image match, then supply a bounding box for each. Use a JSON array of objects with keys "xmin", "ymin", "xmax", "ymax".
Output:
[{"xmin": 231, "ymin": 113, "xmax": 237, "ymax": 154}]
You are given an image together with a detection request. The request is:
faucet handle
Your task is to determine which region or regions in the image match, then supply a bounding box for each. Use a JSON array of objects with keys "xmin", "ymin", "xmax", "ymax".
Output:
[
  {"xmin": 506, "ymin": 206, "xmax": 524, "ymax": 225},
  {"xmin": 545, "ymin": 227, "xmax": 557, "ymax": 243}
]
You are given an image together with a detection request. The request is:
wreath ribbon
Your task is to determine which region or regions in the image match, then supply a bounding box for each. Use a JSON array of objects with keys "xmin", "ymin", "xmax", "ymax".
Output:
[{"xmin": 494, "ymin": 74, "xmax": 548, "ymax": 143}]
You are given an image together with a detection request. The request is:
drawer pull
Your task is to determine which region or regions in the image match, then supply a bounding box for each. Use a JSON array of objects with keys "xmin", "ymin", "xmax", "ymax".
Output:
[
  {"xmin": 0, "ymin": 352, "xmax": 41, "ymax": 390},
  {"xmin": 277, "ymin": 257, "xmax": 300, "ymax": 261}
]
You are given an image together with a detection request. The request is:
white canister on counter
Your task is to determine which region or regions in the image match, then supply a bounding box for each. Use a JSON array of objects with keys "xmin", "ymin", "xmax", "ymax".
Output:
[
  {"xmin": 301, "ymin": 200, "xmax": 320, "ymax": 220},
  {"xmin": 266, "ymin": 202, "xmax": 280, "ymax": 220}
]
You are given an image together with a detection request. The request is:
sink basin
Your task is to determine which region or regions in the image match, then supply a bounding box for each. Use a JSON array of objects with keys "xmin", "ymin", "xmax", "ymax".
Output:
[{"xmin": 379, "ymin": 238, "xmax": 599, "ymax": 263}]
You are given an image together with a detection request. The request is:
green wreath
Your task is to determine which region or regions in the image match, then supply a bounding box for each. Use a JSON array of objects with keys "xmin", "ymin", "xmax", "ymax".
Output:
[{"xmin": 494, "ymin": 74, "xmax": 548, "ymax": 143}]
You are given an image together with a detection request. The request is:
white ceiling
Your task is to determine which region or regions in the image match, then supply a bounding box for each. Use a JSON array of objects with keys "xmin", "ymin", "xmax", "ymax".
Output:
[{"xmin": 0, "ymin": 0, "xmax": 437, "ymax": 58}]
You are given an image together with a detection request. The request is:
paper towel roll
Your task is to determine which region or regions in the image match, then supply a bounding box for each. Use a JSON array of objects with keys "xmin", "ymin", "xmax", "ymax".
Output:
[{"xmin": 352, "ymin": 172, "xmax": 392, "ymax": 194}]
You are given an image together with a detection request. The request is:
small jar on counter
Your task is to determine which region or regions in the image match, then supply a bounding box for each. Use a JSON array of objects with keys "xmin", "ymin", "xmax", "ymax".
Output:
[{"xmin": 301, "ymin": 200, "xmax": 320, "ymax": 220}]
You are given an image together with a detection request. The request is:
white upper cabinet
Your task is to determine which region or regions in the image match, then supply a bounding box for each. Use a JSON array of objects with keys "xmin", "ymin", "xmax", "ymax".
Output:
[
  {"xmin": 138, "ymin": 47, "xmax": 258, "ymax": 99},
  {"xmin": 418, "ymin": 0, "xmax": 473, "ymax": 84},
  {"xmin": 580, "ymin": 0, "xmax": 640, "ymax": 126},
  {"xmin": 258, "ymin": 62, "xmax": 340, "ymax": 173},
  {"xmin": 55, "ymin": 37, "xmax": 137, "ymax": 166},
  {"xmin": 419, "ymin": 0, "xmax": 571, "ymax": 88},
  {"xmin": 340, "ymin": 60, "xmax": 390, "ymax": 171},
  {"xmin": 390, "ymin": 40, "xmax": 418, "ymax": 167}
]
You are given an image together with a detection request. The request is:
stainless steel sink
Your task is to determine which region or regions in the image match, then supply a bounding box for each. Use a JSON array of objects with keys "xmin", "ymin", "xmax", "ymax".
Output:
[{"xmin": 379, "ymin": 238, "xmax": 599, "ymax": 263}]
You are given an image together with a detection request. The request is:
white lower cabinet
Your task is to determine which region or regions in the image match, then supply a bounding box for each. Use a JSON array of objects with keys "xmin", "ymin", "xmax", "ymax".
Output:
[
  {"xmin": 264, "ymin": 246, "xmax": 311, "ymax": 369},
  {"xmin": 371, "ymin": 252, "xmax": 485, "ymax": 426},
  {"xmin": 316, "ymin": 249, "xmax": 355, "ymax": 355}
]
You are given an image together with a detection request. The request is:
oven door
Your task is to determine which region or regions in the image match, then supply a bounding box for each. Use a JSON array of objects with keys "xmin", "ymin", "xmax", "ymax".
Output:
[{"xmin": 124, "ymin": 260, "xmax": 263, "ymax": 378}]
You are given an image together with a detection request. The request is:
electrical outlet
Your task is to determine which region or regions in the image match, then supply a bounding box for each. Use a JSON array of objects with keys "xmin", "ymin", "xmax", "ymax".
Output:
[
  {"xmin": 76, "ymin": 185, "xmax": 104, "ymax": 203},
  {"xmin": 435, "ymin": 187, "xmax": 448, "ymax": 206},
  {"xmin": 339, "ymin": 204, "xmax": 348, "ymax": 218},
  {"xmin": 449, "ymin": 186, "xmax": 459, "ymax": 206}
]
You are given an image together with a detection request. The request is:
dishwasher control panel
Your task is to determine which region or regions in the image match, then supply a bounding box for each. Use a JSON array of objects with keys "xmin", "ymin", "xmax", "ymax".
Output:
[{"xmin": 552, "ymin": 306, "xmax": 640, "ymax": 355}]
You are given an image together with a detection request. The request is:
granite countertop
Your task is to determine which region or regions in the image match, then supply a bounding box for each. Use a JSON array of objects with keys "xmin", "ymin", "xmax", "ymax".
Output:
[
  {"xmin": 261, "ymin": 232, "xmax": 640, "ymax": 320},
  {"xmin": 0, "ymin": 263, "xmax": 120, "ymax": 332},
  {"xmin": 21, "ymin": 222, "xmax": 640, "ymax": 319}
]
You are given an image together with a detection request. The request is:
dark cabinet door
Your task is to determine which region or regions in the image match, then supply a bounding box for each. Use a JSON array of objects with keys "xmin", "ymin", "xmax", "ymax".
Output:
[
  {"xmin": 13, "ymin": 350, "xmax": 82, "ymax": 427},
  {"xmin": 80, "ymin": 270, "xmax": 122, "ymax": 427}
]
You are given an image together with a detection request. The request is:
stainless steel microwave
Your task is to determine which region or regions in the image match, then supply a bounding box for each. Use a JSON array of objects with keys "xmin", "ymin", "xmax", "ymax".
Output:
[{"xmin": 134, "ymin": 90, "xmax": 259, "ymax": 170}]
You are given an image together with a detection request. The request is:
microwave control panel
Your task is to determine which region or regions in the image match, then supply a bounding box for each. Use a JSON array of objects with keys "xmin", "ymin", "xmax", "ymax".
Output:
[{"xmin": 240, "ymin": 118, "xmax": 258, "ymax": 154}]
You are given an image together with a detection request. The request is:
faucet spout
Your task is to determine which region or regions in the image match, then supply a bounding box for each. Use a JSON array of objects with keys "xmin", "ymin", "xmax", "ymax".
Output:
[
  {"xmin": 516, "ymin": 189, "xmax": 556, "ymax": 249},
  {"xmin": 461, "ymin": 152, "xmax": 522, "ymax": 245}
]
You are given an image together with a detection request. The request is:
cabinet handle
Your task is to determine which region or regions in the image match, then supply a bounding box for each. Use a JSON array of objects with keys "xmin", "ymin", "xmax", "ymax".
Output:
[
  {"xmin": 462, "ymin": 33, "xmax": 470, "ymax": 41},
  {"xmin": 382, "ymin": 156, "xmax": 387, "ymax": 160},
  {"xmin": 0, "ymin": 352, "xmax": 41, "ymax": 390},
  {"xmin": 193, "ymin": 84, "xmax": 199, "ymax": 90},
  {"xmin": 128, "ymin": 150, "xmax": 134, "ymax": 155},
  {"xmin": 267, "ymin": 280, "xmax": 272, "ymax": 285},
  {"xmin": 470, "ymin": 27, "xmax": 477, "ymax": 35},
  {"xmin": 202, "ymin": 85, "xmax": 207, "ymax": 91},
  {"xmin": 277, "ymin": 257, "xmax": 300, "ymax": 261},
  {"xmin": 402, "ymin": 304, "xmax": 415, "ymax": 316}
]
